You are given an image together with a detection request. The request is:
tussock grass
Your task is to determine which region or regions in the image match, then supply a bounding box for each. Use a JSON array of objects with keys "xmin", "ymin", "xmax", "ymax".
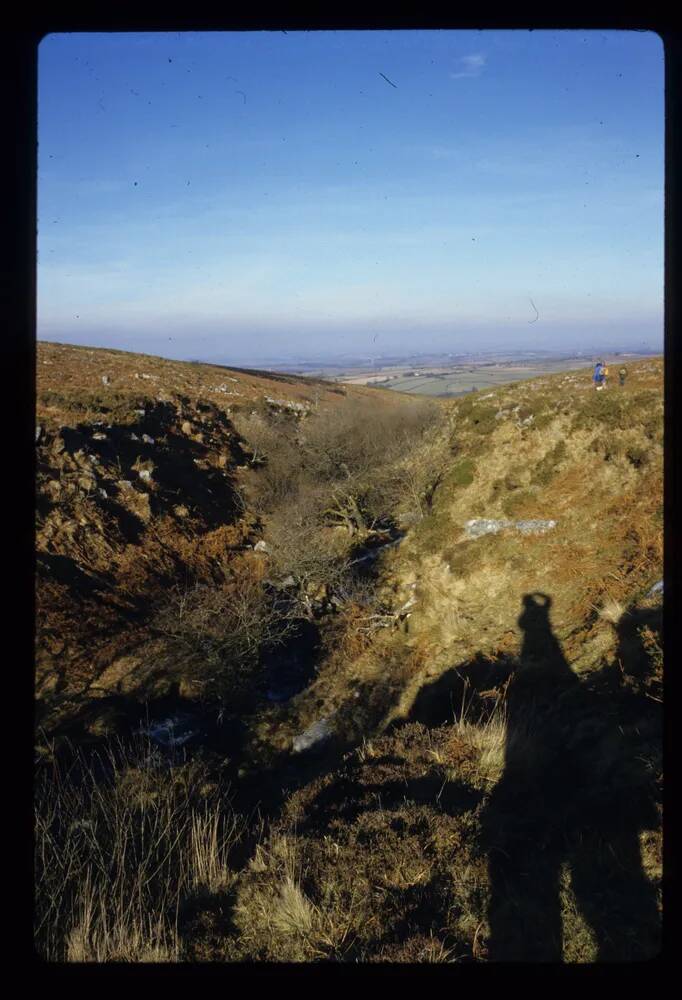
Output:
[
  {"xmin": 234, "ymin": 833, "xmax": 362, "ymax": 960},
  {"xmin": 34, "ymin": 739, "xmax": 248, "ymax": 962},
  {"xmin": 596, "ymin": 597, "xmax": 625, "ymax": 625}
]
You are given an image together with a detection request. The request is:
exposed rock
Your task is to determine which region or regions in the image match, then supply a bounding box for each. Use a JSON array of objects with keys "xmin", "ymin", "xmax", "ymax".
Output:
[
  {"xmin": 292, "ymin": 716, "xmax": 334, "ymax": 754},
  {"xmin": 265, "ymin": 396, "xmax": 311, "ymax": 414},
  {"xmin": 515, "ymin": 519, "xmax": 557, "ymax": 535},
  {"xmin": 181, "ymin": 421, "xmax": 193, "ymax": 435},
  {"xmin": 35, "ymin": 424, "xmax": 43, "ymax": 444},
  {"xmin": 138, "ymin": 469, "xmax": 152, "ymax": 482},
  {"xmin": 101, "ymin": 375, "xmax": 110, "ymax": 385},
  {"xmin": 254, "ymin": 540, "xmax": 269, "ymax": 553},
  {"xmin": 647, "ymin": 580, "xmax": 663, "ymax": 597},
  {"xmin": 464, "ymin": 518, "xmax": 557, "ymax": 539}
]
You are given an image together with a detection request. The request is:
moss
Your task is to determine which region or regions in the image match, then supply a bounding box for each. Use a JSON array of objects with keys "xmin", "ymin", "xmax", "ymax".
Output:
[{"xmin": 450, "ymin": 458, "xmax": 476, "ymax": 487}]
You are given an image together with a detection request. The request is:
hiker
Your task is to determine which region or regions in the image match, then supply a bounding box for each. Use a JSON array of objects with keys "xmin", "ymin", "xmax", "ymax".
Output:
[
  {"xmin": 593, "ymin": 361, "xmax": 605, "ymax": 390},
  {"xmin": 602, "ymin": 361, "xmax": 609, "ymax": 387},
  {"xmin": 619, "ymin": 366, "xmax": 627, "ymax": 386}
]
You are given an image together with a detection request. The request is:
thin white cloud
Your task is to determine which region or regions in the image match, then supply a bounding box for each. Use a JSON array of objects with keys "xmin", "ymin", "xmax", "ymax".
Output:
[{"xmin": 450, "ymin": 53, "xmax": 486, "ymax": 79}]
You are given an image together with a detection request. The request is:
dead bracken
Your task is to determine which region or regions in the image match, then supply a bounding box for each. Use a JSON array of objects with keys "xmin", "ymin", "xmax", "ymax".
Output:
[{"xmin": 35, "ymin": 343, "xmax": 662, "ymax": 963}]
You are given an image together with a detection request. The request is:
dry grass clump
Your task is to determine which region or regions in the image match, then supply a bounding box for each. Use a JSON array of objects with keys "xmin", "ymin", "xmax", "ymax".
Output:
[
  {"xmin": 596, "ymin": 597, "xmax": 625, "ymax": 625},
  {"xmin": 34, "ymin": 739, "xmax": 248, "ymax": 962},
  {"xmin": 232, "ymin": 834, "xmax": 362, "ymax": 961}
]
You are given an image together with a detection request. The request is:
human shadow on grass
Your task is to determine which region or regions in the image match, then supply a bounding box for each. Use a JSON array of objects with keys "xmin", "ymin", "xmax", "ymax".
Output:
[{"xmin": 477, "ymin": 592, "xmax": 660, "ymax": 962}]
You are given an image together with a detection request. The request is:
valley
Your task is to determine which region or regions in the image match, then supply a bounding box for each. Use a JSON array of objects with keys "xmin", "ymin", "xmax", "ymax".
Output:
[{"xmin": 34, "ymin": 341, "xmax": 663, "ymax": 963}]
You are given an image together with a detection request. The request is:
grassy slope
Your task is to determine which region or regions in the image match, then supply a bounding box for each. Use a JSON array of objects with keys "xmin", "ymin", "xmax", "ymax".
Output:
[
  {"xmin": 35, "ymin": 346, "xmax": 663, "ymax": 962},
  {"xmin": 214, "ymin": 358, "xmax": 662, "ymax": 963},
  {"xmin": 265, "ymin": 359, "xmax": 662, "ymax": 750}
]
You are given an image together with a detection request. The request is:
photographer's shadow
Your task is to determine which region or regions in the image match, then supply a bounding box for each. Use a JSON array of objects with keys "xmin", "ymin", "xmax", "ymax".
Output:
[{"xmin": 481, "ymin": 593, "xmax": 660, "ymax": 962}]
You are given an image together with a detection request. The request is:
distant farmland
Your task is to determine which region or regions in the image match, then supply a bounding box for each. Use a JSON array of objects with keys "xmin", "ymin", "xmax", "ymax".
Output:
[{"xmin": 331, "ymin": 358, "xmax": 602, "ymax": 397}]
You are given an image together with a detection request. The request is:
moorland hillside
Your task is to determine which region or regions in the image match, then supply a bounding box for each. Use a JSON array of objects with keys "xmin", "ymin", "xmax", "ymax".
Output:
[{"xmin": 35, "ymin": 343, "xmax": 663, "ymax": 962}]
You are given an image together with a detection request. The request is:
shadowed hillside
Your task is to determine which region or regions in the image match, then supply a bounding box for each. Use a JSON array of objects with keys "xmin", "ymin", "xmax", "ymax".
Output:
[{"xmin": 34, "ymin": 344, "xmax": 663, "ymax": 962}]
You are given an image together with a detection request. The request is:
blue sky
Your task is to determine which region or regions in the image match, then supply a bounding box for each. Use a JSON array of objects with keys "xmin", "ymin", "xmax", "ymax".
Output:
[{"xmin": 37, "ymin": 29, "xmax": 664, "ymax": 363}]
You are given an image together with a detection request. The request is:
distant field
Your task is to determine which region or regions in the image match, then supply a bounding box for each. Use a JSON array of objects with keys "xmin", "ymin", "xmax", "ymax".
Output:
[{"xmin": 331, "ymin": 358, "xmax": 604, "ymax": 397}]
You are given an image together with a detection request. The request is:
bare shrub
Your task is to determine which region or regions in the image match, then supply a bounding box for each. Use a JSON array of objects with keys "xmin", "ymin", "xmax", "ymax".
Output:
[
  {"xmin": 266, "ymin": 487, "xmax": 348, "ymax": 594},
  {"xmin": 374, "ymin": 432, "xmax": 450, "ymax": 524},
  {"xmin": 232, "ymin": 396, "xmax": 446, "ymax": 620},
  {"xmin": 304, "ymin": 397, "xmax": 442, "ymax": 485},
  {"xmin": 153, "ymin": 570, "xmax": 295, "ymax": 701}
]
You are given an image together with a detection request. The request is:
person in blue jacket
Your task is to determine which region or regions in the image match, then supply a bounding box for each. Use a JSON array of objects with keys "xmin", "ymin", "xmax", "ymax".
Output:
[{"xmin": 593, "ymin": 361, "xmax": 605, "ymax": 390}]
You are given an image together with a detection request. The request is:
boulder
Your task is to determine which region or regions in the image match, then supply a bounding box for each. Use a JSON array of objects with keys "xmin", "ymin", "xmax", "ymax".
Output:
[
  {"xmin": 464, "ymin": 518, "xmax": 557, "ymax": 539},
  {"xmin": 292, "ymin": 716, "xmax": 334, "ymax": 754}
]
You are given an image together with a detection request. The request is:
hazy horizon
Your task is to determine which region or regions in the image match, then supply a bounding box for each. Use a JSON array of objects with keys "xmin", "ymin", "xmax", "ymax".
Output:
[{"xmin": 38, "ymin": 29, "xmax": 664, "ymax": 362}]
